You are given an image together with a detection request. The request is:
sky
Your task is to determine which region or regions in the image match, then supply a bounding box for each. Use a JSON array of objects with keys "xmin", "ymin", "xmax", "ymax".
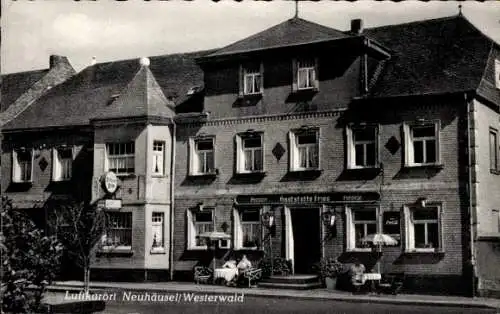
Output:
[{"xmin": 2, "ymin": 0, "xmax": 500, "ymax": 74}]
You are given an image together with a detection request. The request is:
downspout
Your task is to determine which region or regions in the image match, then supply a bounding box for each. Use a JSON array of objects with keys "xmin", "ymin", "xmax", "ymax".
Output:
[
  {"xmin": 169, "ymin": 120, "xmax": 176, "ymax": 280},
  {"xmin": 466, "ymin": 93, "xmax": 476, "ymax": 297}
]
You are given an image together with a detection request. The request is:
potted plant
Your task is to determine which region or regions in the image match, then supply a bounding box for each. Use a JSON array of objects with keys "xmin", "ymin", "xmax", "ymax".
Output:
[{"xmin": 317, "ymin": 257, "xmax": 343, "ymax": 289}]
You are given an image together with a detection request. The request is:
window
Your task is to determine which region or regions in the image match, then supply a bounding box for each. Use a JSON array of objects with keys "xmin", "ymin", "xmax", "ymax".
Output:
[
  {"xmin": 346, "ymin": 207, "xmax": 378, "ymax": 251},
  {"xmin": 187, "ymin": 208, "xmax": 214, "ymax": 250},
  {"xmin": 403, "ymin": 121, "xmax": 440, "ymax": 167},
  {"xmin": 106, "ymin": 142, "xmax": 135, "ymax": 175},
  {"xmin": 52, "ymin": 148, "xmax": 72, "ymax": 181},
  {"xmin": 151, "ymin": 212, "xmax": 165, "ymax": 252},
  {"xmin": 189, "ymin": 137, "xmax": 215, "ymax": 176},
  {"xmin": 152, "ymin": 141, "xmax": 165, "ymax": 176},
  {"xmin": 102, "ymin": 212, "xmax": 132, "ymax": 250},
  {"xmin": 12, "ymin": 149, "xmax": 33, "ymax": 183},
  {"xmin": 495, "ymin": 59, "xmax": 500, "ymax": 89},
  {"xmin": 289, "ymin": 128, "xmax": 319, "ymax": 171},
  {"xmin": 489, "ymin": 129, "xmax": 498, "ymax": 172},
  {"xmin": 236, "ymin": 133, "xmax": 263, "ymax": 173},
  {"xmin": 404, "ymin": 205, "xmax": 442, "ymax": 252},
  {"xmin": 295, "ymin": 59, "xmax": 318, "ymax": 90},
  {"xmin": 241, "ymin": 63, "xmax": 263, "ymax": 95},
  {"xmin": 346, "ymin": 126, "xmax": 378, "ymax": 169},
  {"xmin": 234, "ymin": 208, "xmax": 261, "ymax": 249}
]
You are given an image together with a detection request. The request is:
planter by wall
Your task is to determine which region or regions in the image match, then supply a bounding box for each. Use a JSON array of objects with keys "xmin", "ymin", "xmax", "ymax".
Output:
[{"xmin": 325, "ymin": 277, "xmax": 337, "ymax": 290}]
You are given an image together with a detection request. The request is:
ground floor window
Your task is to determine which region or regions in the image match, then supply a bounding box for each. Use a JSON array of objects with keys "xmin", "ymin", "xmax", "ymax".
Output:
[
  {"xmin": 346, "ymin": 206, "xmax": 378, "ymax": 251},
  {"xmin": 233, "ymin": 207, "xmax": 262, "ymax": 250},
  {"xmin": 187, "ymin": 208, "xmax": 214, "ymax": 250},
  {"xmin": 151, "ymin": 212, "xmax": 164, "ymax": 250},
  {"xmin": 404, "ymin": 204, "xmax": 442, "ymax": 252},
  {"xmin": 102, "ymin": 212, "xmax": 132, "ymax": 250}
]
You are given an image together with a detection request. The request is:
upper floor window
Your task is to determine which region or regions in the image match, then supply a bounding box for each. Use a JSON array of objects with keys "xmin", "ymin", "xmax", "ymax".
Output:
[
  {"xmin": 151, "ymin": 212, "xmax": 165, "ymax": 252},
  {"xmin": 495, "ymin": 59, "xmax": 500, "ymax": 89},
  {"xmin": 403, "ymin": 121, "xmax": 440, "ymax": 167},
  {"xmin": 233, "ymin": 208, "xmax": 261, "ymax": 250},
  {"xmin": 293, "ymin": 58, "xmax": 319, "ymax": 91},
  {"xmin": 346, "ymin": 125, "xmax": 378, "ymax": 169},
  {"xmin": 187, "ymin": 208, "xmax": 214, "ymax": 250},
  {"xmin": 289, "ymin": 128, "xmax": 319, "ymax": 171},
  {"xmin": 102, "ymin": 212, "xmax": 132, "ymax": 250},
  {"xmin": 106, "ymin": 142, "xmax": 135, "ymax": 175},
  {"xmin": 52, "ymin": 148, "xmax": 72, "ymax": 181},
  {"xmin": 404, "ymin": 204, "xmax": 442, "ymax": 253},
  {"xmin": 236, "ymin": 132, "xmax": 264, "ymax": 174},
  {"xmin": 12, "ymin": 149, "xmax": 33, "ymax": 183},
  {"xmin": 240, "ymin": 63, "xmax": 263, "ymax": 96},
  {"xmin": 346, "ymin": 207, "xmax": 378, "ymax": 251},
  {"xmin": 490, "ymin": 128, "xmax": 499, "ymax": 172},
  {"xmin": 189, "ymin": 137, "xmax": 215, "ymax": 176},
  {"xmin": 152, "ymin": 141, "xmax": 165, "ymax": 176}
]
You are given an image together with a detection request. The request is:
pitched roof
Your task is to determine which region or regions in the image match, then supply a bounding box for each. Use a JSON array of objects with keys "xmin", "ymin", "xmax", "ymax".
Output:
[
  {"xmin": 1, "ymin": 69, "xmax": 49, "ymax": 111},
  {"xmin": 91, "ymin": 64, "xmax": 175, "ymax": 121},
  {"xmin": 205, "ymin": 17, "xmax": 349, "ymax": 58},
  {"xmin": 3, "ymin": 50, "xmax": 213, "ymax": 130},
  {"xmin": 365, "ymin": 15, "xmax": 495, "ymax": 98}
]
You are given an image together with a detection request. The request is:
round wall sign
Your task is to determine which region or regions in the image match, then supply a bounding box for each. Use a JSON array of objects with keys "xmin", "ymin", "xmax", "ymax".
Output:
[{"xmin": 103, "ymin": 171, "xmax": 118, "ymax": 194}]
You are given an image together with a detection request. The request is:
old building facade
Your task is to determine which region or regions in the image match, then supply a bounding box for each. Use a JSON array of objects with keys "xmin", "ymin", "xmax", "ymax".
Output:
[{"xmin": 1, "ymin": 14, "xmax": 499, "ymax": 296}]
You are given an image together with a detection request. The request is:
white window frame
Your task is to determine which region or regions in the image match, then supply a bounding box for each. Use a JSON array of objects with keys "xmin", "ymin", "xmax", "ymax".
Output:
[
  {"xmin": 101, "ymin": 211, "xmax": 132, "ymax": 251},
  {"xmin": 105, "ymin": 142, "xmax": 135, "ymax": 176},
  {"xmin": 52, "ymin": 147, "xmax": 73, "ymax": 181},
  {"xmin": 187, "ymin": 208, "xmax": 214, "ymax": 250},
  {"xmin": 403, "ymin": 121, "xmax": 441, "ymax": 167},
  {"xmin": 12, "ymin": 148, "xmax": 33, "ymax": 183},
  {"xmin": 243, "ymin": 65, "xmax": 263, "ymax": 95},
  {"xmin": 489, "ymin": 128, "xmax": 499, "ymax": 172},
  {"xmin": 296, "ymin": 59, "xmax": 317, "ymax": 90},
  {"xmin": 189, "ymin": 137, "xmax": 216, "ymax": 176},
  {"xmin": 288, "ymin": 128, "xmax": 320, "ymax": 172},
  {"xmin": 404, "ymin": 204, "xmax": 443, "ymax": 253},
  {"xmin": 152, "ymin": 140, "xmax": 166, "ymax": 176},
  {"xmin": 151, "ymin": 212, "xmax": 165, "ymax": 253},
  {"xmin": 233, "ymin": 207, "xmax": 262, "ymax": 250},
  {"xmin": 346, "ymin": 206, "xmax": 379, "ymax": 252},
  {"xmin": 236, "ymin": 132, "xmax": 264, "ymax": 174},
  {"xmin": 495, "ymin": 59, "xmax": 500, "ymax": 90},
  {"xmin": 346, "ymin": 125, "xmax": 379, "ymax": 169}
]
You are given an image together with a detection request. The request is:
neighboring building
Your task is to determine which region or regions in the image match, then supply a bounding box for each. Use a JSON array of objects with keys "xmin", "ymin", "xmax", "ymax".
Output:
[{"xmin": 1, "ymin": 13, "xmax": 499, "ymax": 297}]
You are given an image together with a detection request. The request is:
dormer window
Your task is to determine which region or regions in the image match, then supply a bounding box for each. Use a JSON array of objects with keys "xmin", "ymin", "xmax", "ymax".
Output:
[
  {"xmin": 52, "ymin": 147, "xmax": 73, "ymax": 181},
  {"xmin": 12, "ymin": 149, "xmax": 33, "ymax": 183},
  {"xmin": 293, "ymin": 58, "xmax": 319, "ymax": 91},
  {"xmin": 239, "ymin": 63, "xmax": 264, "ymax": 96}
]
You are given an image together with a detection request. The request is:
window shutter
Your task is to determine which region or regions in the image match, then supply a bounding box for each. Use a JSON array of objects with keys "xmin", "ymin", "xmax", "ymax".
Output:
[
  {"xmin": 187, "ymin": 209, "xmax": 194, "ymax": 249},
  {"xmin": 345, "ymin": 206, "xmax": 353, "ymax": 250},
  {"xmin": 375, "ymin": 125, "xmax": 380, "ymax": 167},
  {"xmin": 233, "ymin": 208, "xmax": 241, "ymax": 250},
  {"xmin": 235, "ymin": 135, "xmax": 242, "ymax": 174},
  {"xmin": 259, "ymin": 62, "xmax": 264, "ymax": 94},
  {"xmin": 495, "ymin": 59, "xmax": 500, "ymax": 89},
  {"xmin": 238, "ymin": 64, "xmax": 244, "ymax": 97},
  {"xmin": 29, "ymin": 149, "xmax": 34, "ymax": 182},
  {"xmin": 402, "ymin": 123, "xmax": 411, "ymax": 167},
  {"xmin": 313, "ymin": 57, "xmax": 320, "ymax": 90},
  {"xmin": 435, "ymin": 120, "xmax": 441, "ymax": 164},
  {"xmin": 345, "ymin": 126, "xmax": 353, "ymax": 169},
  {"xmin": 12, "ymin": 150, "xmax": 19, "ymax": 183},
  {"xmin": 52, "ymin": 148, "xmax": 58, "ymax": 181},
  {"xmin": 288, "ymin": 131, "xmax": 295, "ymax": 171},
  {"xmin": 292, "ymin": 59, "xmax": 298, "ymax": 92},
  {"xmin": 188, "ymin": 138, "xmax": 195, "ymax": 176}
]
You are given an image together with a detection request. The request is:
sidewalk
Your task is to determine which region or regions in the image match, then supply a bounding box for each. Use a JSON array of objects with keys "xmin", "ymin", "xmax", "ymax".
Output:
[{"xmin": 45, "ymin": 280, "xmax": 500, "ymax": 310}]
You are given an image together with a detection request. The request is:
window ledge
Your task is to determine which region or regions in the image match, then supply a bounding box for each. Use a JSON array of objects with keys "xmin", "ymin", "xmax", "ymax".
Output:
[
  {"xmin": 116, "ymin": 174, "xmax": 136, "ymax": 179},
  {"xmin": 347, "ymin": 248, "xmax": 373, "ymax": 253},
  {"xmin": 477, "ymin": 234, "xmax": 500, "ymax": 241},
  {"xmin": 239, "ymin": 93, "xmax": 263, "ymax": 99},
  {"xmin": 404, "ymin": 249, "xmax": 444, "ymax": 255},
  {"xmin": 294, "ymin": 87, "xmax": 319, "ymax": 94},
  {"xmin": 151, "ymin": 174, "xmax": 167, "ymax": 178},
  {"xmin": 404, "ymin": 163, "xmax": 444, "ymax": 170},
  {"xmin": 51, "ymin": 178, "xmax": 72, "ymax": 182},
  {"xmin": 490, "ymin": 169, "xmax": 500, "ymax": 175},
  {"xmin": 288, "ymin": 169, "xmax": 323, "ymax": 175},
  {"xmin": 234, "ymin": 171, "xmax": 267, "ymax": 178},
  {"xmin": 187, "ymin": 247, "xmax": 209, "ymax": 251},
  {"xmin": 11, "ymin": 180, "xmax": 33, "ymax": 185},
  {"xmin": 96, "ymin": 247, "xmax": 134, "ymax": 257},
  {"xmin": 188, "ymin": 171, "xmax": 218, "ymax": 179},
  {"xmin": 150, "ymin": 247, "xmax": 166, "ymax": 254}
]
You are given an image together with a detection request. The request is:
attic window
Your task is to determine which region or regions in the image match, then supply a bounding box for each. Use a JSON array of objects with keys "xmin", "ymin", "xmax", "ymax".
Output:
[
  {"xmin": 107, "ymin": 94, "xmax": 120, "ymax": 106},
  {"xmin": 187, "ymin": 86, "xmax": 201, "ymax": 95}
]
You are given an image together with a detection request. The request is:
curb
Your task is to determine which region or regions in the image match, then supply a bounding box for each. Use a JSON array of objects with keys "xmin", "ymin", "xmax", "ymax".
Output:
[{"xmin": 47, "ymin": 284, "xmax": 499, "ymax": 310}]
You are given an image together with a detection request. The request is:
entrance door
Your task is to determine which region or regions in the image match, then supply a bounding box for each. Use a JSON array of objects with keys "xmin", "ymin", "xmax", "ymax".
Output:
[{"xmin": 291, "ymin": 208, "xmax": 321, "ymax": 274}]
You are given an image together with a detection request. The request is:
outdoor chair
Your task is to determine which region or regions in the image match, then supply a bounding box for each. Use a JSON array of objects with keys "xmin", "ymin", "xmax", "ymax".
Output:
[
  {"xmin": 242, "ymin": 267, "xmax": 262, "ymax": 288},
  {"xmin": 377, "ymin": 273, "xmax": 405, "ymax": 295},
  {"xmin": 193, "ymin": 266, "xmax": 213, "ymax": 284}
]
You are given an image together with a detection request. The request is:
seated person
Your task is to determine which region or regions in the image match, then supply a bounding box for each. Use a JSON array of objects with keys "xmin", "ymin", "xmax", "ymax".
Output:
[
  {"xmin": 350, "ymin": 260, "xmax": 366, "ymax": 286},
  {"xmin": 222, "ymin": 259, "xmax": 237, "ymax": 269},
  {"xmin": 237, "ymin": 254, "xmax": 252, "ymax": 274}
]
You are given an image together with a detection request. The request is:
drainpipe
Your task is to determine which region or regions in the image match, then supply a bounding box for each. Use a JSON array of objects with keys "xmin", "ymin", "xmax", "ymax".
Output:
[
  {"xmin": 466, "ymin": 93, "xmax": 476, "ymax": 297},
  {"xmin": 169, "ymin": 121, "xmax": 176, "ymax": 281}
]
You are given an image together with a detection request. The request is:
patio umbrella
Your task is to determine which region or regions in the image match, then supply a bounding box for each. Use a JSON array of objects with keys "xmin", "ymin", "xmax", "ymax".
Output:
[
  {"xmin": 196, "ymin": 231, "xmax": 231, "ymax": 269},
  {"xmin": 360, "ymin": 233, "xmax": 398, "ymax": 273}
]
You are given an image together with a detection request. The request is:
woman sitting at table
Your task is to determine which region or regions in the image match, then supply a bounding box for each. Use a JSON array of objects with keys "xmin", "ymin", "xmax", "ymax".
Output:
[{"xmin": 350, "ymin": 260, "xmax": 366, "ymax": 289}]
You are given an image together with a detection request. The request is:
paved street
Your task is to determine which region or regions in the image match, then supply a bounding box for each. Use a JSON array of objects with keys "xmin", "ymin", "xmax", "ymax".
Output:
[{"xmin": 47, "ymin": 292, "xmax": 498, "ymax": 314}]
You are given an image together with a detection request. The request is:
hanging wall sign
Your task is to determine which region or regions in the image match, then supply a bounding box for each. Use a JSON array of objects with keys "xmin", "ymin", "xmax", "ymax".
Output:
[
  {"xmin": 235, "ymin": 192, "xmax": 379, "ymax": 205},
  {"xmin": 102, "ymin": 171, "xmax": 118, "ymax": 194}
]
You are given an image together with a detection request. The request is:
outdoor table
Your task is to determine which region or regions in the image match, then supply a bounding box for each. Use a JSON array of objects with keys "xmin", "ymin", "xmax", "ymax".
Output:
[
  {"xmin": 214, "ymin": 268, "xmax": 238, "ymax": 284},
  {"xmin": 363, "ymin": 273, "xmax": 382, "ymax": 292}
]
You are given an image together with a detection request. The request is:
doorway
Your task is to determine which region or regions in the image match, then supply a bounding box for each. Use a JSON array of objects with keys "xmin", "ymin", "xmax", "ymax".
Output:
[{"xmin": 290, "ymin": 208, "xmax": 321, "ymax": 274}]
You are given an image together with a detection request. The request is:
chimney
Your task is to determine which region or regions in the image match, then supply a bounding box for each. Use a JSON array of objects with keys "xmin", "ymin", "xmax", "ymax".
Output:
[
  {"xmin": 350, "ymin": 19, "xmax": 364, "ymax": 35},
  {"xmin": 90, "ymin": 56, "xmax": 97, "ymax": 66},
  {"xmin": 49, "ymin": 55, "xmax": 67, "ymax": 69}
]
